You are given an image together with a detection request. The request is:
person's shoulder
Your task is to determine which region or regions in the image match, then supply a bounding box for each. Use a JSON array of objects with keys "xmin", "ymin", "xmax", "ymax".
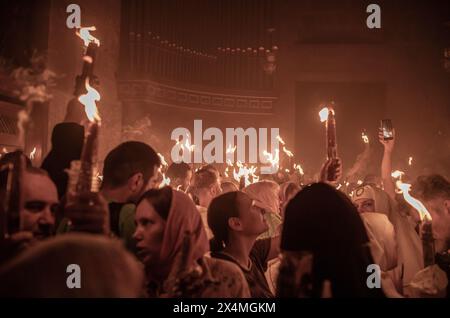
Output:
[
  {"xmin": 204, "ymin": 256, "xmax": 241, "ymax": 274},
  {"xmin": 202, "ymin": 257, "xmax": 250, "ymax": 298}
]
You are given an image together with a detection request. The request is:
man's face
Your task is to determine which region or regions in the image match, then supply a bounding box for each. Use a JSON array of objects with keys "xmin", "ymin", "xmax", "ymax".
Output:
[
  {"xmin": 210, "ymin": 179, "xmax": 222, "ymax": 198},
  {"xmin": 130, "ymin": 166, "xmax": 160, "ymax": 202},
  {"xmin": 235, "ymin": 194, "xmax": 268, "ymax": 236},
  {"xmin": 181, "ymin": 170, "xmax": 193, "ymax": 192},
  {"xmin": 21, "ymin": 173, "xmax": 58, "ymax": 239},
  {"xmin": 133, "ymin": 200, "xmax": 166, "ymax": 266},
  {"xmin": 425, "ymin": 198, "xmax": 450, "ymax": 250},
  {"xmin": 354, "ymin": 198, "xmax": 375, "ymax": 213}
]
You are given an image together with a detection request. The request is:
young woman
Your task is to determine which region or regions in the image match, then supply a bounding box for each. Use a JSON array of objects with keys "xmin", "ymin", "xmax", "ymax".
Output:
[
  {"xmin": 133, "ymin": 186, "xmax": 249, "ymax": 297},
  {"xmin": 208, "ymin": 191, "xmax": 280, "ymax": 298}
]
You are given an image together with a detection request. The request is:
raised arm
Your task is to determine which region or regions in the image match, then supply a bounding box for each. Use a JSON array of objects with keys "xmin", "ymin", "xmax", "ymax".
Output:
[{"xmin": 379, "ymin": 129, "xmax": 396, "ymax": 199}]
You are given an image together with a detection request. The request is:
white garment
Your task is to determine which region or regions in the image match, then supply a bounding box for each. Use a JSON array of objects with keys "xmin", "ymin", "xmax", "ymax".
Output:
[
  {"xmin": 361, "ymin": 212, "xmax": 398, "ymax": 271},
  {"xmin": 361, "ymin": 212, "xmax": 404, "ymax": 296}
]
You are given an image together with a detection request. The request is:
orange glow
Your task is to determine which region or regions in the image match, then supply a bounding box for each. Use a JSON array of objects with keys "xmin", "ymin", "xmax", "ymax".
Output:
[
  {"xmin": 263, "ymin": 148, "xmax": 280, "ymax": 170},
  {"xmin": 283, "ymin": 146, "xmax": 293, "ymax": 157},
  {"xmin": 293, "ymin": 163, "xmax": 304, "ymax": 175},
  {"xmin": 76, "ymin": 26, "xmax": 100, "ymax": 47},
  {"xmin": 408, "ymin": 156, "xmax": 413, "ymax": 166},
  {"xmin": 226, "ymin": 144, "xmax": 237, "ymax": 154},
  {"xmin": 158, "ymin": 153, "xmax": 168, "ymax": 167},
  {"xmin": 362, "ymin": 132, "xmax": 369, "ymax": 144},
  {"xmin": 319, "ymin": 107, "xmax": 329, "ymax": 122},
  {"xmin": 391, "ymin": 170, "xmax": 405, "ymax": 179},
  {"xmin": 233, "ymin": 164, "xmax": 258, "ymax": 187},
  {"xmin": 276, "ymin": 135, "xmax": 286, "ymax": 145},
  {"xmin": 78, "ymin": 78, "xmax": 101, "ymax": 123},
  {"xmin": 159, "ymin": 173, "xmax": 171, "ymax": 188},
  {"xmin": 29, "ymin": 147, "xmax": 37, "ymax": 160}
]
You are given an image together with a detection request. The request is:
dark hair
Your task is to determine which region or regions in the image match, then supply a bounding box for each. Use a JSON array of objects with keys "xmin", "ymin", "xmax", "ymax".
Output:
[
  {"xmin": 137, "ymin": 186, "xmax": 173, "ymax": 221},
  {"xmin": 207, "ymin": 191, "xmax": 242, "ymax": 252},
  {"xmin": 412, "ymin": 174, "xmax": 450, "ymax": 201},
  {"xmin": 102, "ymin": 142, "xmax": 160, "ymax": 188},
  {"xmin": 166, "ymin": 162, "xmax": 191, "ymax": 180},
  {"xmin": 280, "ymin": 183, "xmax": 383, "ymax": 298}
]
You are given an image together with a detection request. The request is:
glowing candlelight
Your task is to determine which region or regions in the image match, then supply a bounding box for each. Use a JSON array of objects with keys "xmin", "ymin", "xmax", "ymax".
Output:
[
  {"xmin": 276, "ymin": 135, "xmax": 286, "ymax": 145},
  {"xmin": 78, "ymin": 78, "xmax": 101, "ymax": 123},
  {"xmin": 293, "ymin": 163, "xmax": 304, "ymax": 175},
  {"xmin": 158, "ymin": 153, "xmax": 168, "ymax": 167},
  {"xmin": 408, "ymin": 156, "xmax": 413, "ymax": 166},
  {"xmin": 283, "ymin": 146, "xmax": 294, "ymax": 158},
  {"xmin": 362, "ymin": 132, "xmax": 369, "ymax": 144},
  {"xmin": 391, "ymin": 170, "xmax": 405, "ymax": 179},
  {"xmin": 319, "ymin": 105, "xmax": 337, "ymax": 160},
  {"xmin": 76, "ymin": 26, "xmax": 101, "ymax": 47},
  {"xmin": 319, "ymin": 107, "xmax": 329, "ymax": 123},
  {"xmin": 396, "ymin": 180, "xmax": 434, "ymax": 267},
  {"xmin": 226, "ymin": 144, "xmax": 237, "ymax": 154},
  {"xmin": 29, "ymin": 147, "xmax": 37, "ymax": 160},
  {"xmin": 159, "ymin": 173, "xmax": 171, "ymax": 188}
]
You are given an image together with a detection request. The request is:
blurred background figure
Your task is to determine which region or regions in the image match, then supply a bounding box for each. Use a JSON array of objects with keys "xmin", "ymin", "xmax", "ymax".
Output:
[{"xmin": 0, "ymin": 233, "xmax": 145, "ymax": 297}]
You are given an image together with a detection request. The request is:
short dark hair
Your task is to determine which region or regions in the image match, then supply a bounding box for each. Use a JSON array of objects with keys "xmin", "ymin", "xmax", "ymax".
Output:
[
  {"xmin": 207, "ymin": 191, "xmax": 246, "ymax": 252},
  {"xmin": 412, "ymin": 174, "xmax": 450, "ymax": 201},
  {"xmin": 102, "ymin": 142, "xmax": 160, "ymax": 188},
  {"xmin": 137, "ymin": 186, "xmax": 173, "ymax": 221},
  {"xmin": 166, "ymin": 162, "xmax": 191, "ymax": 180}
]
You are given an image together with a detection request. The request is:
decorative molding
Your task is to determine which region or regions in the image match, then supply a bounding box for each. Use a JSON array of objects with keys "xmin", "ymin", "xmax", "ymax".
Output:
[{"xmin": 117, "ymin": 80, "xmax": 276, "ymax": 114}]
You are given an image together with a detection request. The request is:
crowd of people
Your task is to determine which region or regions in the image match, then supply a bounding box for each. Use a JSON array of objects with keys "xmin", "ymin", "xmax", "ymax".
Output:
[{"xmin": 0, "ymin": 98, "xmax": 448, "ymax": 298}]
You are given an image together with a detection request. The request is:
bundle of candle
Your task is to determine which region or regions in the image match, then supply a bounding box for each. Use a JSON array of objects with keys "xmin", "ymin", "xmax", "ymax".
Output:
[{"xmin": 68, "ymin": 26, "xmax": 102, "ymax": 198}]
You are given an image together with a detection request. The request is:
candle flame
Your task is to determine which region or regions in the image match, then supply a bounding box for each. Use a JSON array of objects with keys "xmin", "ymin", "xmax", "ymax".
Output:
[
  {"xmin": 159, "ymin": 173, "xmax": 171, "ymax": 188},
  {"xmin": 283, "ymin": 146, "xmax": 294, "ymax": 157},
  {"xmin": 276, "ymin": 135, "xmax": 285, "ymax": 145},
  {"xmin": 78, "ymin": 78, "xmax": 101, "ymax": 122},
  {"xmin": 408, "ymin": 156, "xmax": 413, "ymax": 166},
  {"xmin": 76, "ymin": 26, "xmax": 100, "ymax": 47},
  {"xmin": 184, "ymin": 137, "xmax": 195, "ymax": 152},
  {"xmin": 362, "ymin": 132, "xmax": 369, "ymax": 144},
  {"xmin": 2, "ymin": 147, "xmax": 8, "ymax": 154},
  {"xmin": 158, "ymin": 153, "xmax": 168, "ymax": 167},
  {"xmin": 391, "ymin": 170, "xmax": 405, "ymax": 179},
  {"xmin": 29, "ymin": 147, "xmax": 37, "ymax": 160},
  {"xmin": 319, "ymin": 107, "xmax": 329, "ymax": 123},
  {"xmin": 263, "ymin": 149, "xmax": 280, "ymax": 172},
  {"xmin": 396, "ymin": 180, "xmax": 432, "ymax": 222},
  {"xmin": 357, "ymin": 180, "xmax": 363, "ymax": 185},
  {"xmin": 293, "ymin": 163, "xmax": 304, "ymax": 175},
  {"xmin": 226, "ymin": 144, "xmax": 237, "ymax": 154},
  {"xmin": 233, "ymin": 164, "xmax": 258, "ymax": 187}
]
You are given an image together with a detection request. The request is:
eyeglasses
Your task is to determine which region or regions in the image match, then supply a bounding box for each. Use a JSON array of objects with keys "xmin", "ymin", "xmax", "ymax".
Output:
[{"xmin": 24, "ymin": 201, "xmax": 59, "ymax": 214}]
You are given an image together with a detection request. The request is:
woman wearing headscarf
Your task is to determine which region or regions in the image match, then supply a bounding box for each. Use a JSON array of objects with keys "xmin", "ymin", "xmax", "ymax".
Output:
[
  {"xmin": 243, "ymin": 181, "xmax": 282, "ymax": 240},
  {"xmin": 277, "ymin": 183, "xmax": 385, "ymax": 298},
  {"xmin": 133, "ymin": 186, "xmax": 249, "ymax": 297}
]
